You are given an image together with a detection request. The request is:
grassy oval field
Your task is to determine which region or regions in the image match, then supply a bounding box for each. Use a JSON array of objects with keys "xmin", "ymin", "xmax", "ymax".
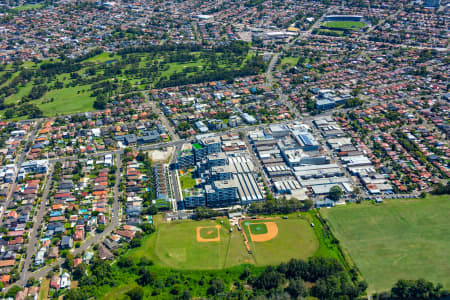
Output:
[
  {"xmin": 321, "ymin": 195, "xmax": 450, "ymax": 293},
  {"xmin": 322, "ymin": 21, "xmax": 367, "ymax": 29},
  {"xmin": 127, "ymin": 214, "xmax": 319, "ymax": 270}
]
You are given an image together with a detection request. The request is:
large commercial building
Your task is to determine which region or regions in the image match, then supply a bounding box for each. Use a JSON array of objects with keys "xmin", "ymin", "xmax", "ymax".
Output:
[
  {"xmin": 205, "ymin": 180, "xmax": 239, "ymax": 207},
  {"xmin": 291, "ymin": 130, "xmax": 320, "ymax": 151},
  {"xmin": 184, "ymin": 190, "xmax": 206, "ymax": 208},
  {"xmin": 182, "ymin": 137, "xmax": 264, "ymax": 208},
  {"xmin": 281, "ymin": 149, "xmax": 329, "ymax": 167},
  {"xmin": 177, "ymin": 150, "xmax": 195, "ymax": 169},
  {"xmin": 228, "ymin": 155, "xmax": 264, "ymax": 204}
]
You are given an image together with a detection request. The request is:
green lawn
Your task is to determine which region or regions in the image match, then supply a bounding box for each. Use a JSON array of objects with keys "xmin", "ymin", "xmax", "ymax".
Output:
[
  {"xmin": 199, "ymin": 226, "xmax": 219, "ymax": 239},
  {"xmin": 249, "ymin": 223, "xmax": 268, "ymax": 235},
  {"xmin": 243, "ymin": 217, "xmax": 319, "ymax": 266},
  {"xmin": 161, "ymin": 61, "xmax": 204, "ymax": 78},
  {"xmin": 323, "ymin": 21, "xmax": 367, "ymax": 29},
  {"xmin": 129, "ymin": 218, "xmax": 235, "ymax": 269},
  {"xmin": 84, "ymin": 52, "xmax": 120, "ymax": 63},
  {"xmin": 12, "ymin": 4, "xmax": 43, "ymax": 11},
  {"xmin": 39, "ymin": 85, "xmax": 94, "ymax": 116},
  {"xmin": 39, "ymin": 278, "xmax": 50, "ymax": 300},
  {"xmin": 322, "ymin": 195, "xmax": 450, "ymax": 293},
  {"xmin": 179, "ymin": 172, "xmax": 196, "ymax": 190},
  {"xmin": 1, "ymin": 48, "xmax": 256, "ymax": 119},
  {"xmin": 127, "ymin": 214, "xmax": 319, "ymax": 270},
  {"xmin": 224, "ymin": 229, "xmax": 256, "ymax": 267},
  {"xmin": 154, "ymin": 198, "xmax": 170, "ymax": 209},
  {"xmin": 5, "ymin": 82, "xmax": 33, "ymax": 105},
  {"xmin": 316, "ymin": 29, "xmax": 344, "ymax": 36},
  {"xmin": 279, "ymin": 56, "xmax": 299, "ymax": 69},
  {"xmin": 102, "ymin": 282, "xmax": 139, "ymax": 300}
]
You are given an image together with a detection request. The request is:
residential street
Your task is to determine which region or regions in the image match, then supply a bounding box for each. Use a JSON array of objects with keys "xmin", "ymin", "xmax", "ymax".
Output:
[{"xmin": 17, "ymin": 163, "xmax": 54, "ymax": 286}]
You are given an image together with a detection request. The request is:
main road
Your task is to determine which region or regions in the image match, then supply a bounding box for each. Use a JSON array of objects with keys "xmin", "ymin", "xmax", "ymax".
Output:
[{"xmin": 142, "ymin": 92, "xmax": 180, "ymax": 141}]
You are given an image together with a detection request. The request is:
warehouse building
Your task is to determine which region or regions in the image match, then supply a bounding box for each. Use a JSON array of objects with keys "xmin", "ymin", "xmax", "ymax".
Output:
[
  {"xmin": 228, "ymin": 155, "xmax": 264, "ymax": 204},
  {"xmin": 294, "ymin": 164, "xmax": 344, "ymax": 179},
  {"xmin": 281, "ymin": 149, "xmax": 329, "ymax": 167},
  {"xmin": 274, "ymin": 179, "xmax": 307, "ymax": 200}
]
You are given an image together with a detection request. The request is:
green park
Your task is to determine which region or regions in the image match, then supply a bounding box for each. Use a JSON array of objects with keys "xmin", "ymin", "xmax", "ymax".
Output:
[
  {"xmin": 125, "ymin": 213, "xmax": 326, "ymax": 270},
  {"xmin": 322, "ymin": 195, "xmax": 450, "ymax": 293},
  {"xmin": 322, "ymin": 21, "xmax": 367, "ymax": 30},
  {"xmin": 0, "ymin": 42, "xmax": 265, "ymax": 119}
]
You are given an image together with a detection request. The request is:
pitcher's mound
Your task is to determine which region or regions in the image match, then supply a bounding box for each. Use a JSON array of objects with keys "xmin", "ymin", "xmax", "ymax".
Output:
[{"xmin": 197, "ymin": 225, "xmax": 221, "ymax": 242}]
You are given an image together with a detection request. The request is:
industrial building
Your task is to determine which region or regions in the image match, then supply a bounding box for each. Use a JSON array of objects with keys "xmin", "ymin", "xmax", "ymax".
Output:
[
  {"xmin": 273, "ymin": 179, "xmax": 307, "ymax": 200},
  {"xmin": 228, "ymin": 155, "xmax": 264, "ymax": 204},
  {"xmin": 294, "ymin": 164, "xmax": 344, "ymax": 180},
  {"xmin": 280, "ymin": 148, "xmax": 329, "ymax": 167}
]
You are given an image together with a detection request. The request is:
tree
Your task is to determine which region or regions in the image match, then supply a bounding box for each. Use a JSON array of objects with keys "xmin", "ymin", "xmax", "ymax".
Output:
[
  {"xmin": 4, "ymin": 108, "xmax": 14, "ymax": 119},
  {"xmin": 176, "ymin": 121, "xmax": 191, "ymax": 132},
  {"xmin": 72, "ymin": 264, "xmax": 87, "ymax": 280},
  {"xmin": 140, "ymin": 223, "xmax": 155, "ymax": 234},
  {"xmin": 207, "ymin": 278, "xmax": 225, "ymax": 296},
  {"xmin": 64, "ymin": 254, "xmax": 74, "ymax": 269},
  {"xmin": 253, "ymin": 267, "xmax": 284, "ymax": 291},
  {"xmin": 126, "ymin": 286, "xmax": 144, "ymax": 300},
  {"xmin": 137, "ymin": 268, "xmax": 155, "ymax": 286},
  {"xmin": 344, "ymin": 97, "xmax": 363, "ymax": 108},
  {"xmin": 138, "ymin": 257, "xmax": 153, "ymax": 266},
  {"xmin": 26, "ymin": 277, "xmax": 37, "ymax": 287},
  {"xmin": 431, "ymin": 181, "xmax": 450, "ymax": 195},
  {"xmin": 93, "ymin": 94, "xmax": 107, "ymax": 109},
  {"xmin": 352, "ymin": 187, "xmax": 360, "ymax": 197},
  {"xmin": 136, "ymin": 151, "xmax": 146, "ymax": 162},
  {"xmin": 6, "ymin": 286, "xmax": 22, "ymax": 298},
  {"xmin": 118, "ymin": 256, "xmax": 134, "ymax": 268},
  {"xmin": 96, "ymin": 224, "xmax": 105, "ymax": 233},
  {"xmin": 358, "ymin": 280, "xmax": 368, "ymax": 294},
  {"xmin": 181, "ymin": 289, "xmax": 191, "ymax": 300},
  {"xmin": 65, "ymin": 289, "xmax": 88, "ymax": 300},
  {"xmin": 328, "ymin": 185, "xmax": 343, "ymax": 201},
  {"xmin": 145, "ymin": 205, "xmax": 158, "ymax": 216},
  {"xmin": 391, "ymin": 279, "xmax": 443, "ymax": 300},
  {"xmin": 130, "ymin": 238, "xmax": 142, "ymax": 248},
  {"xmin": 286, "ymin": 279, "xmax": 307, "ymax": 298},
  {"xmin": 240, "ymin": 267, "xmax": 251, "ymax": 280},
  {"xmin": 302, "ymin": 199, "xmax": 314, "ymax": 211}
]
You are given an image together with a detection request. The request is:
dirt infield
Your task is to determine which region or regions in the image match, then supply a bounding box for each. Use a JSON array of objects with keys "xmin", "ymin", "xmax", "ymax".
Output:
[
  {"xmin": 249, "ymin": 222, "xmax": 278, "ymax": 242},
  {"xmin": 196, "ymin": 225, "xmax": 221, "ymax": 242}
]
